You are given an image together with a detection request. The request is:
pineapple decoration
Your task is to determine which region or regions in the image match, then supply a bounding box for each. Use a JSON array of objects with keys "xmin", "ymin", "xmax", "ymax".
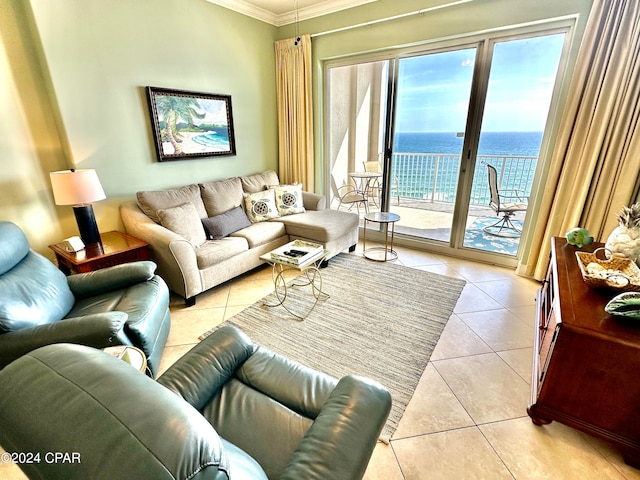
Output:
[{"xmin": 605, "ymin": 203, "xmax": 640, "ymax": 265}]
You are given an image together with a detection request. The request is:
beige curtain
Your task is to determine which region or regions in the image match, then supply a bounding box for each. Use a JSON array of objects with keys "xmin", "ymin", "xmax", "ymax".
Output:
[
  {"xmin": 275, "ymin": 34, "xmax": 314, "ymax": 191},
  {"xmin": 518, "ymin": 0, "xmax": 640, "ymax": 280}
]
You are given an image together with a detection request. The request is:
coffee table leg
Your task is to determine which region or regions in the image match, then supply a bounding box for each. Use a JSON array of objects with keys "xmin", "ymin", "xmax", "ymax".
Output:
[
  {"xmin": 264, "ymin": 263, "xmax": 288, "ymax": 308},
  {"xmin": 263, "ymin": 263, "xmax": 328, "ymax": 320}
]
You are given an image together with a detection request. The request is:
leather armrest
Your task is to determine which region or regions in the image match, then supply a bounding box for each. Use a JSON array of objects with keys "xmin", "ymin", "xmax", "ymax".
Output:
[
  {"xmin": 0, "ymin": 312, "xmax": 128, "ymax": 369},
  {"xmin": 280, "ymin": 375, "xmax": 392, "ymax": 480},
  {"xmin": 67, "ymin": 261, "xmax": 157, "ymax": 298},
  {"xmin": 157, "ymin": 325, "xmax": 255, "ymax": 410}
]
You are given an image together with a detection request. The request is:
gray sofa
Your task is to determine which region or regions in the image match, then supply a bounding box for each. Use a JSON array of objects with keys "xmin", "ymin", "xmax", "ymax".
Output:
[{"xmin": 121, "ymin": 171, "xmax": 359, "ymax": 305}]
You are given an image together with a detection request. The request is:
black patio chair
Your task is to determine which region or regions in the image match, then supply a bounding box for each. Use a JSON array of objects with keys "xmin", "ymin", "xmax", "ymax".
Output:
[{"xmin": 483, "ymin": 163, "xmax": 528, "ymax": 237}]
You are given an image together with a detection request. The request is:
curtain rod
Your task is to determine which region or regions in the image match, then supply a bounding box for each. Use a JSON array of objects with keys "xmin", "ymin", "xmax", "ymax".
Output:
[{"xmin": 310, "ymin": 0, "xmax": 474, "ymax": 38}]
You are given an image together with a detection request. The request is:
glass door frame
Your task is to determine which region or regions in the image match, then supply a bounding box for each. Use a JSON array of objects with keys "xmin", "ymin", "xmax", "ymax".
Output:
[{"xmin": 323, "ymin": 18, "xmax": 577, "ymax": 266}]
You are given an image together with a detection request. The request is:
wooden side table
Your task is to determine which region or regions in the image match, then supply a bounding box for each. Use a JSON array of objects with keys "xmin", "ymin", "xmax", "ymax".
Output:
[{"xmin": 49, "ymin": 230, "xmax": 150, "ymax": 274}]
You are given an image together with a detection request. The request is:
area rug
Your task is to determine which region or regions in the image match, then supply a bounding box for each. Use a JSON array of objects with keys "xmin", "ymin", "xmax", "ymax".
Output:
[
  {"xmin": 200, "ymin": 253, "xmax": 466, "ymax": 439},
  {"xmin": 464, "ymin": 216, "xmax": 522, "ymax": 255}
]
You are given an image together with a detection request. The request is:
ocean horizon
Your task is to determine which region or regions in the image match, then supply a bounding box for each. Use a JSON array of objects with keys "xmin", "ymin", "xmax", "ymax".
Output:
[{"xmin": 394, "ymin": 131, "xmax": 542, "ymax": 157}]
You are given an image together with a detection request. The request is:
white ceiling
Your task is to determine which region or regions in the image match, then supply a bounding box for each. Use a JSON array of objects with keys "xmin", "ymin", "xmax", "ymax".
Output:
[{"xmin": 206, "ymin": 0, "xmax": 377, "ymax": 26}]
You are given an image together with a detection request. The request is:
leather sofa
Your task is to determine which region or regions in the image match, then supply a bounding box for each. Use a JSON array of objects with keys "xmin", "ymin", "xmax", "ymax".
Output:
[
  {"xmin": 0, "ymin": 221, "xmax": 171, "ymax": 376},
  {"xmin": 120, "ymin": 170, "xmax": 359, "ymax": 305},
  {"xmin": 0, "ymin": 325, "xmax": 392, "ymax": 480}
]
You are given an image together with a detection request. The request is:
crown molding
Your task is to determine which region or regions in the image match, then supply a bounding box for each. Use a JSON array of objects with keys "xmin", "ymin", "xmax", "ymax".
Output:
[
  {"xmin": 206, "ymin": 0, "xmax": 377, "ymax": 26},
  {"xmin": 206, "ymin": 0, "xmax": 279, "ymax": 25}
]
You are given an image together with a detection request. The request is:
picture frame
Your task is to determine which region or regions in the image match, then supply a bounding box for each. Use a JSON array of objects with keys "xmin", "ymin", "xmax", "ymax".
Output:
[{"xmin": 146, "ymin": 86, "xmax": 236, "ymax": 162}]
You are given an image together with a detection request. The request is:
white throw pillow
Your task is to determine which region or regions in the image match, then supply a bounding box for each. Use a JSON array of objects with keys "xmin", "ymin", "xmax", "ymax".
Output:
[
  {"xmin": 243, "ymin": 189, "xmax": 280, "ymax": 223},
  {"xmin": 271, "ymin": 184, "xmax": 305, "ymax": 216}
]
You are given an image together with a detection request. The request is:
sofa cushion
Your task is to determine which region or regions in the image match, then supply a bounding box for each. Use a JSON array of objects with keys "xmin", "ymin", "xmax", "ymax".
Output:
[
  {"xmin": 137, "ymin": 184, "xmax": 207, "ymax": 224},
  {"xmin": 202, "ymin": 206, "xmax": 252, "ymax": 240},
  {"xmin": 241, "ymin": 170, "xmax": 279, "ymax": 193},
  {"xmin": 274, "ymin": 210, "xmax": 359, "ymax": 243},
  {"xmin": 157, "ymin": 203, "xmax": 207, "ymax": 247},
  {"xmin": 271, "ymin": 184, "xmax": 306, "ymax": 216},
  {"xmin": 200, "ymin": 177, "xmax": 244, "ymax": 217},
  {"xmin": 243, "ymin": 189, "xmax": 280, "ymax": 223},
  {"xmin": 195, "ymin": 237, "xmax": 249, "ymax": 269},
  {"xmin": 230, "ymin": 221, "xmax": 287, "ymax": 249}
]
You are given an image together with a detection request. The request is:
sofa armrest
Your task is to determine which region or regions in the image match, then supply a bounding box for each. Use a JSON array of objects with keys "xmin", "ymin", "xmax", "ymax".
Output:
[
  {"xmin": 0, "ymin": 312, "xmax": 129, "ymax": 369},
  {"xmin": 157, "ymin": 325, "xmax": 255, "ymax": 410},
  {"xmin": 120, "ymin": 201, "xmax": 203, "ymax": 299},
  {"xmin": 302, "ymin": 191, "xmax": 326, "ymax": 210},
  {"xmin": 280, "ymin": 375, "xmax": 392, "ymax": 480},
  {"xmin": 67, "ymin": 261, "xmax": 157, "ymax": 298}
]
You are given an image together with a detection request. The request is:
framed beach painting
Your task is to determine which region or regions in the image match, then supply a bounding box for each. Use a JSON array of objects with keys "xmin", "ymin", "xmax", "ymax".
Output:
[{"xmin": 146, "ymin": 86, "xmax": 236, "ymax": 162}]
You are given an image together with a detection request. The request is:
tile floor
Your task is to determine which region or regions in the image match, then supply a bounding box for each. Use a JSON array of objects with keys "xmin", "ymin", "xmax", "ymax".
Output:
[{"xmin": 1, "ymin": 242, "xmax": 639, "ymax": 480}]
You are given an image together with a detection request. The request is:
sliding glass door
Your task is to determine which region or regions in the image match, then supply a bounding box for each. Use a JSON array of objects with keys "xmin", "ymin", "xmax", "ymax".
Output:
[
  {"xmin": 326, "ymin": 25, "xmax": 570, "ymax": 261},
  {"xmin": 392, "ymin": 47, "xmax": 477, "ymax": 242},
  {"xmin": 461, "ymin": 33, "xmax": 566, "ymax": 255}
]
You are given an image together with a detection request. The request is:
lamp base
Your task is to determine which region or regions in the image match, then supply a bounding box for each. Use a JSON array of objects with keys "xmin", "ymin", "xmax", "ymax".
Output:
[{"xmin": 73, "ymin": 205, "xmax": 102, "ymax": 245}]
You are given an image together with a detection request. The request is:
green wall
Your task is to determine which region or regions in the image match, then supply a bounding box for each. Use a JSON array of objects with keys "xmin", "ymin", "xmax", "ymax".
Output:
[
  {"xmin": 0, "ymin": 0, "xmax": 278, "ymax": 255},
  {"xmin": 0, "ymin": 0, "xmax": 592, "ymax": 257}
]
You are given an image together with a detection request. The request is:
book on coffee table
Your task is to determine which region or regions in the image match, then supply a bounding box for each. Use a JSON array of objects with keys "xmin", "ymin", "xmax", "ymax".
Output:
[{"xmin": 269, "ymin": 240, "xmax": 324, "ymax": 267}]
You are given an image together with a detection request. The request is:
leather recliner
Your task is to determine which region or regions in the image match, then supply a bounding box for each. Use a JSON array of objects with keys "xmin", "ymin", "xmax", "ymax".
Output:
[
  {"xmin": 0, "ymin": 221, "xmax": 171, "ymax": 376},
  {"xmin": 0, "ymin": 325, "xmax": 392, "ymax": 480}
]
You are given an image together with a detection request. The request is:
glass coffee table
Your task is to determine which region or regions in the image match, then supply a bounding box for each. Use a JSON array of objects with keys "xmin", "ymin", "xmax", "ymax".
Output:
[
  {"xmin": 362, "ymin": 212, "xmax": 401, "ymax": 262},
  {"xmin": 260, "ymin": 243, "xmax": 329, "ymax": 320}
]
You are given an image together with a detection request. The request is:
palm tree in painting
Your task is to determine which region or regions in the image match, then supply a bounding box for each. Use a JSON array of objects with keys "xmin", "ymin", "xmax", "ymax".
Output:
[{"xmin": 155, "ymin": 95, "xmax": 206, "ymax": 154}]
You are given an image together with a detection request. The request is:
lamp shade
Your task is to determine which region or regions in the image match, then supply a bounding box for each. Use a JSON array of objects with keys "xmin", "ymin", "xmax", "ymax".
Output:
[{"xmin": 50, "ymin": 169, "xmax": 106, "ymax": 205}]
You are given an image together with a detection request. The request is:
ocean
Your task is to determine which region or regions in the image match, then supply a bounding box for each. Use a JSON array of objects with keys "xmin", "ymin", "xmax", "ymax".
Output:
[
  {"xmin": 394, "ymin": 131, "xmax": 542, "ymax": 156},
  {"xmin": 391, "ymin": 131, "xmax": 541, "ymax": 202}
]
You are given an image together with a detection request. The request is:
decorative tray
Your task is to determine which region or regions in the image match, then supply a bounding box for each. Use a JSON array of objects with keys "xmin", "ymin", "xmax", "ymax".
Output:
[{"xmin": 575, "ymin": 248, "xmax": 640, "ymax": 291}]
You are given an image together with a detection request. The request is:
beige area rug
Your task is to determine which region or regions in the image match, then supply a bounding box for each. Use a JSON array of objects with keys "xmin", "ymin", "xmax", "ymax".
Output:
[{"xmin": 200, "ymin": 253, "xmax": 466, "ymax": 439}]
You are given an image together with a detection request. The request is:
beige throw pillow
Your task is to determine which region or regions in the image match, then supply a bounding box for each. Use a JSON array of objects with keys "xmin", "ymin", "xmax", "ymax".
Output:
[{"xmin": 157, "ymin": 203, "xmax": 207, "ymax": 247}]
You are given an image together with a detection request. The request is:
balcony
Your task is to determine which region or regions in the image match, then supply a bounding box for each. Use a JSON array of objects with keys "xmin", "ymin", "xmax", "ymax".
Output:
[{"xmin": 331, "ymin": 153, "xmax": 537, "ymax": 256}]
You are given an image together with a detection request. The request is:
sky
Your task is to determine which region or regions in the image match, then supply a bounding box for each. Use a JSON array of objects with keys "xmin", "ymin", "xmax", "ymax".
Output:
[{"xmin": 395, "ymin": 33, "xmax": 566, "ymax": 133}]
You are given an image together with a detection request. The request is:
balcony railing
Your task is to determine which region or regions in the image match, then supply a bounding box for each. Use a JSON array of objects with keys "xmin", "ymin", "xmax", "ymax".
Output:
[{"xmin": 391, "ymin": 153, "xmax": 537, "ymax": 206}]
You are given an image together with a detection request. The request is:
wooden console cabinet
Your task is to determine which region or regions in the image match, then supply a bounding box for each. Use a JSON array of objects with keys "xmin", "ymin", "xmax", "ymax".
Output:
[{"xmin": 528, "ymin": 237, "xmax": 640, "ymax": 468}]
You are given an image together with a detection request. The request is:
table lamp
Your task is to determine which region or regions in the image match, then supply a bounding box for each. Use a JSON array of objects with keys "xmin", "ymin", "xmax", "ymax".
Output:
[{"xmin": 50, "ymin": 169, "xmax": 106, "ymax": 245}]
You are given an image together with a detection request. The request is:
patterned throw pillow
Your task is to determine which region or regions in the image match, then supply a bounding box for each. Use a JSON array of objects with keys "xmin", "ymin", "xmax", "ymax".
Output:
[
  {"xmin": 243, "ymin": 189, "xmax": 280, "ymax": 223},
  {"xmin": 271, "ymin": 184, "xmax": 306, "ymax": 216}
]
